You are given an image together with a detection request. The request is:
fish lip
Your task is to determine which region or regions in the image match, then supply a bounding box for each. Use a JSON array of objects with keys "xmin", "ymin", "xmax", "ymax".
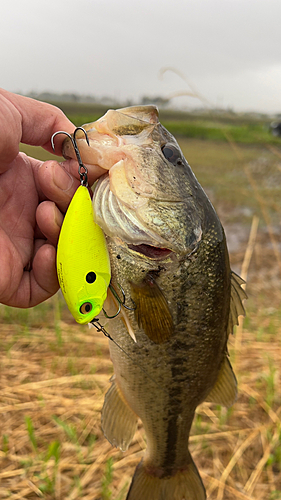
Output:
[{"xmin": 127, "ymin": 243, "xmax": 173, "ymax": 260}]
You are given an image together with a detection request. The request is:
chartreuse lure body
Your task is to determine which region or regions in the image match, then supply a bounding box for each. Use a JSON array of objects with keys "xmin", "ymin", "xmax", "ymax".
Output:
[{"xmin": 57, "ymin": 185, "xmax": 111, "ymax": 324}]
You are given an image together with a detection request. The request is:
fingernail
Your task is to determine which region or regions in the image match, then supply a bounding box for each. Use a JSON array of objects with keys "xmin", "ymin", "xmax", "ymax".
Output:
[
  {"xmin": 54, "ymin": 165, "xmax": 74, "ymax": 191},
  {"xmin": 54, "ymin": 205, "xmax": 63, "ymax": 229}
]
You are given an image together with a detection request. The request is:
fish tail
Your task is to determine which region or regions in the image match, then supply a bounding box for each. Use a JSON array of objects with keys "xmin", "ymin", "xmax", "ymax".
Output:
[{"xmin": 126, "ymin": 456, "xmax": 206, "ymax": 500}]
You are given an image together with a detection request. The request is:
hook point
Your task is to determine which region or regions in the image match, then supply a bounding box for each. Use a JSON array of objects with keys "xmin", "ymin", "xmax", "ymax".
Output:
[{"xmin": 51, "ymin": 130, "xmax": 73, "ymax": 154}]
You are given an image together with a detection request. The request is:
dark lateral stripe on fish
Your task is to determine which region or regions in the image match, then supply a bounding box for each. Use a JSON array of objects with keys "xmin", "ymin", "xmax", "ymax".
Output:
[
  {"xmin": 162, "ymin": 415, "xmax": 179, "ymax": 475},
  {"xmin": 162, "ymin": 405, "xmax": 180, "ymax": 474},
  {"xmin": 161, "ymin": 362, "xmax": 185, "ymax": 474}
]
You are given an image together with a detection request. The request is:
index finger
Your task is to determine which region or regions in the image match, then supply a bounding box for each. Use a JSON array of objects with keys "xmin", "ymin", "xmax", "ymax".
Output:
[{"xmin": 0, "ymin": 89, "xmax": 75, "ymax": 172}]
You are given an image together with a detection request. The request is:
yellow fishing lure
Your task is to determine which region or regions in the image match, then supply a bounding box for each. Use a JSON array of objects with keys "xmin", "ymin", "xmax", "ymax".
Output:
[{"xmin": 57, "ymin": 185, "xmax": 111, "ymax": 324}]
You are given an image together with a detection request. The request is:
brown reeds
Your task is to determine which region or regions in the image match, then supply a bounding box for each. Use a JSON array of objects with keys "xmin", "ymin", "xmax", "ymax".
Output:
[{"xmin": 0, "ymin": 317, "xmax": 280, "ymax": 499}]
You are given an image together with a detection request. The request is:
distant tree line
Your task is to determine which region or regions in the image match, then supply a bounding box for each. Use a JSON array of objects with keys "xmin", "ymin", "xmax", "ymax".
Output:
[{"xmin": 23, "ymin": 91, "xmax": 168, "ymax": 106}]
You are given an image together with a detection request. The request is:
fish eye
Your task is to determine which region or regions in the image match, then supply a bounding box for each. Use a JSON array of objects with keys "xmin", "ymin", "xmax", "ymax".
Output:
[
  {"xmin": 80, "ymin": 302, "xmax": 93, "ymax": 314},
  {"xmin": 86, "ymin": 271, "xmax": 96, "ymax": 283},
  {"xmin": 161, "ymin": 144, "xmax": 183, "ymax": 166}
]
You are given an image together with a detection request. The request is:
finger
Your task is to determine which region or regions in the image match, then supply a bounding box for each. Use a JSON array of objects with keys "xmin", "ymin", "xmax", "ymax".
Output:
[
  {"xmin": 36, "ymin": 201, "xmax": 63, "ymax": 245},
  {"xmin": 0, "ymin": 93, "xmax": 22, "ymax": 172},
  {"xmin": 30, "ymin": 243, "xmax": 59, "ymax": 306},
  {"xmin": 37, "ymin": 158, "xmax": 108, "ymax": 213},
  {"xmin": 65, "ymin": 159, "xmax": 108, "ymax": 186},
  {"xmin": 0, "ymin": 232, "xmax": 17, "ymax": 305},
  {"xmin": 1, "ymin": 243, "xmax": 59, "ymax": 307},
  {"xmin": 0, "ymin": 89, "xmax": 75, "ymax": 164},
  {"xmin": 43, "ymin": 158, "xmax": 107, "ymax": 186},
  {"xmin": 37, "ymin": 160, "xmax": 80, "ymax": 213}
]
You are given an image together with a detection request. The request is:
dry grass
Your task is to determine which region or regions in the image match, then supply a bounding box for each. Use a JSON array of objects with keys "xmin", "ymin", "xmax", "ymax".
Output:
[
  {"xmin": 3, "ymin": 136, "xmax": 281, "ymax": 499},
  {"xmin": 1, "ymin": 240, "xmax": 281, "ymax": 500}
]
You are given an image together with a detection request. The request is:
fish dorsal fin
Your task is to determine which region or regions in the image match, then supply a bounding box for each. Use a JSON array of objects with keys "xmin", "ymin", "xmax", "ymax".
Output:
[
  {"xmin": 130, "ymin": 274, "xmax": 174, "ymax": 344},
  {"xmin": 117, "ymin": 105, "xmax": 159, "ymax": 124},
  {"xmin": 205, "ymin": 356, "xmax": 237, "ymax": 408},
  {"xmin": 228, "ymin": 271, "xmax": 247, "ymax": 335},
  {"xmin": 101, "ymin": 377, "xmax": 138, "ymax": 452}
]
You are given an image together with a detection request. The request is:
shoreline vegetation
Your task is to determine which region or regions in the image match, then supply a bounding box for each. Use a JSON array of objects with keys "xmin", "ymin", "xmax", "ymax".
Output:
[{"xmin": 48, "ymin": 100, "xmax": 281, "ymax": 145}]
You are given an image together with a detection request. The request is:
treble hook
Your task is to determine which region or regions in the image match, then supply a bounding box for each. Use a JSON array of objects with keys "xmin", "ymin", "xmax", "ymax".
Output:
[
  {"xmin": 102, "ymin": 283, "xmax": 136, "ymax": 319},
  {"xmin": 51, "ymin": 127, "xmax": 90, "ymax": 186}
]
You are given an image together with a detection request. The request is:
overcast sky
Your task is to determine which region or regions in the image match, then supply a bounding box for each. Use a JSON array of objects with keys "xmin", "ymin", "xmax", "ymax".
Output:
[{"xmin": 1, "ymin": 0, "xmax": 281, "ymax": 114}]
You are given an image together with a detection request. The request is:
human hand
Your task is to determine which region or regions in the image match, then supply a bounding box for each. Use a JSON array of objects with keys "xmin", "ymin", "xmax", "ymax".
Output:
[{"xmin": 0, "ymin": 89, "xmax": 105, "ymax": 308}]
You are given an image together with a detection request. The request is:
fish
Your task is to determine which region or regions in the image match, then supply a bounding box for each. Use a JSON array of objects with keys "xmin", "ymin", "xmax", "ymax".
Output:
[
  {"xmin": 56, "ymin": 184, "xmax": 111, "ymax": 324},
  {"xmin": 62, "ymin": 105, "xmax": 247, "ymax": 500}
]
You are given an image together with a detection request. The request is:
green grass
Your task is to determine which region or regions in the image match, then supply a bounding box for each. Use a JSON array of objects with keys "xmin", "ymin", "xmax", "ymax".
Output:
[
  {"xmin": 53, "ymin": 415, "xmax": 79, "ymax": 444},
  {"xmin": 62, "ymin": 112, "xmax": 277, "ymax": 145},
  {"xmin": 162, "ymin": 119, "xmax": 278, "ymax": 144},
  {"xmin": 262, "ymin": 356, "xmax": 278, "ymax": 407},
  {"xmin": 25, "ymin": 416, "xmax": 38, "ymax": 451},
  {"xmin": 101, "ymin": 457, "xmax": 114, "ymax": 500},
  {"xmin": 59, "ymin": 102, "xmax": 281, "ymax": 145},
  {"xmin": 0, "ymin": 292, "xmax": 71, "ymax": 328},
  {"xmin": 2, "ymin": 434, "xmax": 9, "ymax": 454}
]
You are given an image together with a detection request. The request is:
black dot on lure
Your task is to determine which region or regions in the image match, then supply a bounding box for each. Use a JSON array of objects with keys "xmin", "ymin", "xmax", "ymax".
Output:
[{"xmin": 86, "ymin": 271, "xmax": 96, "ymax": 283}]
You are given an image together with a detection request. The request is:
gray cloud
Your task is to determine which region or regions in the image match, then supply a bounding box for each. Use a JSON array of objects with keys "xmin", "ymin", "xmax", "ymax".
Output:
[{"xmin": 1, "ymin": 0, "xmax": 281, "ymax": 113}]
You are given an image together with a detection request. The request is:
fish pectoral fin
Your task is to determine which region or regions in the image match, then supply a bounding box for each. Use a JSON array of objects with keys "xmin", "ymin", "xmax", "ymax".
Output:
[
  {"xmin": 205, "ymin": 356, "xmax": 237, "ymax": 408},
  {"xmin": 101, "ymin": 378, "xmax": 138, "ymax": 452},
  {"xmin": 228, "ymin": 271, "xmax": 247, "ymax": 335},
  {"xmin": 130, "ymin": 274, "xmax": 174, "ymax": 344}
]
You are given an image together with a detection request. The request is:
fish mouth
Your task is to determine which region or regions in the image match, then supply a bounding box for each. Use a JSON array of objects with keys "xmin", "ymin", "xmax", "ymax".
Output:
[{"xmin": 127, "ymin": 244, "xmax": 172, "ymax": 260}]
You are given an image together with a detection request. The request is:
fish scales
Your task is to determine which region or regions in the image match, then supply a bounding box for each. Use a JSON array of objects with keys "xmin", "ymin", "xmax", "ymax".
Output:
[{"xmin": 62, "ymin": 105, "xmax": 244, "ymax": 500}]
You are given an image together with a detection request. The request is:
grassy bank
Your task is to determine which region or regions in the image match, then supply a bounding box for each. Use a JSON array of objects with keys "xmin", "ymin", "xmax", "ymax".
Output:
[
  {"xmin": 0, "ymin": 290, "xmax": 281, "ymax": 499},
  {"xmin": 25, "ymin": 99, "xmax": 281, "ymax": 145}
]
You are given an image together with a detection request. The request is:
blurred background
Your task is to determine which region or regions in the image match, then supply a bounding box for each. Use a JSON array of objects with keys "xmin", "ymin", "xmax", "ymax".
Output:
[
  {"xmin": 1, "ymin": 1, "xmax": 281, "ymax": 499},
  {"xmin": 2, "ymin": 0, "xmax": 281, "ymax": 113}
]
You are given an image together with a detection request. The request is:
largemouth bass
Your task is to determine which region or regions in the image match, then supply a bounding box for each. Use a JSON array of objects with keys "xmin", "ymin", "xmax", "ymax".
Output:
[{"xmin": 62, "ymin": 106, "xmax": 246, "ymax": 500}]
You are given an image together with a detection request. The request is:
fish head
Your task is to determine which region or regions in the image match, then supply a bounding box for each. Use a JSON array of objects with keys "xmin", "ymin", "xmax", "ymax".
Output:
[{"xmin": 62, "ymin": 106, "xmax": 221, "ymax": 261}]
